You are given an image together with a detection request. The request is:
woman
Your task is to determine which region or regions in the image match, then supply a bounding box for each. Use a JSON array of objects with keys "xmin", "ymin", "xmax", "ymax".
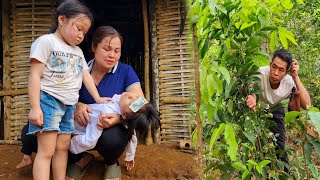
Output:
[{"xmin": 66, "ymin": 26, "xmax": 143, "ymax": 180}]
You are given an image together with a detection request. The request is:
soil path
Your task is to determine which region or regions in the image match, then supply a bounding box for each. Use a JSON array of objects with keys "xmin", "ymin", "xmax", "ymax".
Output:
[{"xmin": 0, "ymin": 143, "xmax": 198, "ymax": 180}]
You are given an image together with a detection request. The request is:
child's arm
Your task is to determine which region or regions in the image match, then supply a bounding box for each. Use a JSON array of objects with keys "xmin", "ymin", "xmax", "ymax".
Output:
[
  {"xmin": 28, "ymin": 59, "xmax": 45, "ymax": 126},
  {"xmin": 125, "ymin": 130, "xmax": 137, "ymax": 171},
  {"xmin": 82, "ymin": 70, "xmax": 109, "ymax": 103}
]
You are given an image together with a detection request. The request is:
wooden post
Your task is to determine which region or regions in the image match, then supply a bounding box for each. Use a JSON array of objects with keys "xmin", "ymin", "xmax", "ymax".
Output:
[
  {"xmin": 2, "ymin": 0, "xmax": 11, "ymax": 91},
  {"xmin": 193, "ymin": 25, "xmax": 204, "ymax": 179},
  {"xmin": 142, "ymin": 0, "xmax": 150, "ymax": 100},
  {"xmin": 2, "ymin": 0, "xmax": 11, "ymax": 141},
  {"xmin": 148, "ymin": 0, "xmax": 160, "ymax": 144}
]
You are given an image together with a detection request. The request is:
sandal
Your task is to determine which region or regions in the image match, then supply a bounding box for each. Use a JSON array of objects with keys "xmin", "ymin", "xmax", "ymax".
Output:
[
  {"xmin": 103, "ymin": 164, "xmax": 121, "ymax": 180},
  {"xmin": 66, "ymin": 153, "xmax": 95, "ymax": 180}
]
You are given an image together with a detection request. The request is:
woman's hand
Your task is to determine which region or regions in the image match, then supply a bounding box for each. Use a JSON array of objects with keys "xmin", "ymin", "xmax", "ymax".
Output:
[
  {"xmin": 96, "ymin": 97, "xmax": 112, "ymax": 104},
  {"xmin": 125, "ymin": 160, "xmax": 135, "ymax": 171},
  {"xmin": 29, "ymin": 107, "xmax": 43, "ymax": 126},
  {"xmin": 74, "ymin": 102, "xmax": 92, "ymax": 126},
  {"xmin": 96, "ymin": 113, "xmax": 121, "ymax": 130}
]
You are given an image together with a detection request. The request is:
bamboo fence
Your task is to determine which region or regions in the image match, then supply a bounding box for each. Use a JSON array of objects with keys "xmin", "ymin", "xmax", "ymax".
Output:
[
  {"xmin": 156, "ymin": 0, "xmax": 194, "ymax": 142},
  {"xmin": 2, "ymin": 0, "xmax": 54, "ymax": 141}
]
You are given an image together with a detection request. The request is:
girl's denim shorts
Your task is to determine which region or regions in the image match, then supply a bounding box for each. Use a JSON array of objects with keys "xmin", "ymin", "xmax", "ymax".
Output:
[{"xmin": 27, "ymin": 91, "xmax": 75, "ymax": 135}]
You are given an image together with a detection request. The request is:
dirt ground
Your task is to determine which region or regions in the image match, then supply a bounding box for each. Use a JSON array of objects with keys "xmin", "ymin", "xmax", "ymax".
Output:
[{"xmin": 0, "ymin": 143, "xmax": 199, "ymax": 180}]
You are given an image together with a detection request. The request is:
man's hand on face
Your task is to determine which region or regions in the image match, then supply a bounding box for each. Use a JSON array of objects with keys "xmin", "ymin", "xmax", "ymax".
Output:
[
  {"xmin": 246, "ymin": 94, "xmax": 256, "ymax": 112},
  {"xmin": 290, "ymin": 59, "xmax": 299, "ymax": 79}
]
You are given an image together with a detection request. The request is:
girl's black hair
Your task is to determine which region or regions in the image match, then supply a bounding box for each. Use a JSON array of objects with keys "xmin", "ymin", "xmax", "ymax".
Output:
[
  {"xmin": 125, "ymin": 103, "xmax": 161, "ymax": 142},
  {"xmin": 49, "ymin": 0, "xmax": 93, "ymax": 33}
]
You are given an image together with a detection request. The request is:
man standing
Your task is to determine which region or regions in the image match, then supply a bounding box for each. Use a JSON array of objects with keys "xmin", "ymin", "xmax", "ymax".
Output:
[{"xmin": 246, "ymin": 48, "xmax": 311, "ymax": 167}]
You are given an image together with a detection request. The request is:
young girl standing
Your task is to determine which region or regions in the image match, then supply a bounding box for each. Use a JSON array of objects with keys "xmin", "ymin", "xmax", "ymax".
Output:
[{"xmin": 27, "ymin": 0, "xmax": 105, "ymax": 179}]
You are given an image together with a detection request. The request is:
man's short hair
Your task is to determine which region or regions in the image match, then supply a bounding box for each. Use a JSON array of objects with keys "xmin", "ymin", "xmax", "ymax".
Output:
[{"xmin": 272, "ymin": 48, "xmax": 292, "ymax": 70}]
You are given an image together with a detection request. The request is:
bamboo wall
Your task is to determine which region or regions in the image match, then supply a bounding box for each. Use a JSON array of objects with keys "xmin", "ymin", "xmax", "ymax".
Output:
[
  {"xmin": 2, "ymin": 0, "xmax": 54, "ymax": 141},
  {"xmin": 156, "ymin": 0, "xmax": 194, "ymax": 142}
]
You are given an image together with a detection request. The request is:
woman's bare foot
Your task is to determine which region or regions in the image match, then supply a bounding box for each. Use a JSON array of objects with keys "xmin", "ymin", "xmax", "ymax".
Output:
[{"xmin": 16, "ymin": 154, "xmax": 33, "ymax": 169}]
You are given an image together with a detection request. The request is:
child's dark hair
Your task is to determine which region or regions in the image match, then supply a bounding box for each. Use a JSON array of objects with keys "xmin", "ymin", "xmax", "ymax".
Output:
[
  {"xmin": 125, "ymin": 103, "xmax": 160, "ymax": 142},
  {"xmin": 272, "ymin": 48, "xmax": 292, "ymax": 70},
  {"xmin": 49, "ymin": 0, "xmax": 93, "ymax": 33}
]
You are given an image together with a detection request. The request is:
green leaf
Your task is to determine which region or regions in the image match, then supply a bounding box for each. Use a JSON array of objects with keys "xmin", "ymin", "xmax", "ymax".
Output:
[
  {"xmin": 260, "ymin": 26, "xmax": 278, "ymax": 31},
  {"xmin": 297, "ymin": 0, "xmax": 304, "ymax": 4},
  {"xmin": 218, "ymin": 66, "xmax": 231, "ymax": 84},
  {"xmin": 243, "ymin": 131, "xmax": 256, "ymax": 145},
  {"xmin": 227, "ymin": 100, "xmax": 233, "ymax": 114},
  {"xmin": 225, "ymin": 38, "xmax": 231, "ymax": 50},
  {"xmin": 232, "ymin": 162, "xmax": 247, "ymax": 171},
  {"xmin": 225, "ymin": 123, "xmax": 238, "ymax": 161},
  {"xmin": 278, "ymin": 27, "xmax": 297, "ymax": 45},
  {"xmin": 209, "ymin": 123, "xmax": 226, "ymax": 148},
  {"xmin": 206, "ymin": 74, "xmax": 216, "ymax": 97},
  {"xmin": 235, "ymin": 22, "xmax": 242, "ymax": 29},
  {"xmin": 279, "ymin": 31, "xmax": 288, "ymax": 48},
  {"xmin": 240, "ymin": 22, "xmax": 257, "ymax": 31},
  {"xmin": 304, "ymin": 142, "xmax": 312, "ymax": 161},
  {"xmin": 188, "ymin": 1, "xmax": 200, "ymax": 24},
  {"xmin": 242, "ymin": 170, "xmax": 250, "ymax": 180},
  {"xmin": 281, "ymin": 0, "xmax": 293, "ymax": 9},
  {"xmin": 256, "ymin": 165, "xmax": 263, "ymax": 174},
  {"xmin": 308, "ymin": 111, "xmax": 320, "ymax": 136},
  {"xmin": 308, "ymin": 136, "xmax": 320, "ymax": 156},
  {"xmin": 258, "ymin": 15, "xmax": 266, "ymax": 26},
  {"xmin": 208, "ymin": 0, "xmax": 217, "ymax": 16},
  {"xmin": 269, "ymin": 31, "xmax": 277, "ymax": 51},
  {"xmin": 308, "ymin": 163, "xmax": 319, "ymax": 177},
  {"xmin": 284, "ymin": 111, "xmax": 303, "ymax": 122},
  {"xmin": 216, "ymin": 4, "xmax": 227, "ymax": 14},
  {"xmin": 247, "ymin": 160, "xmax": 258, "ymax": 166},
  {"xmin": 258, "ymin": 160, "xmax": 271, "ymax": 167},
  {"xmin": 224, "ymin": 78, "xmax": 235, "ymax": 98},
  {"xmin": 309, "ymin": 107, "xmax": 320, "ymax": 112},
  {"xmin": 207, "ymin": 103, "xmax": 213, "ymax": 123},
  {"xmin": 191, "ymin": 129, "xmax": 197, "ymax": 146}
]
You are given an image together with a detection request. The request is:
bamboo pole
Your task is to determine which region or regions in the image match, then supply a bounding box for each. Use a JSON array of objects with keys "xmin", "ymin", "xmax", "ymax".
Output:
[
  {"xmin": 193, "ymin": 25, "xmax": 204, "ymax": 178},
  {"xmin": 2, "ymin": 0, "xmax": 11, "ymax": 90},
  {"xmin": 0, "ymin": 89, "xmax": 28, "ymax": 96},
  {"xmin": 142, "ymin": 0, "xmax": 150, "ymax": 100},
  {"xmin": 149, "ymin": 0, "xmax": 160, "ymax": 144},
  {"xmin": 2, "ymin": 0, "xmax": 11, "ymax": 141}
]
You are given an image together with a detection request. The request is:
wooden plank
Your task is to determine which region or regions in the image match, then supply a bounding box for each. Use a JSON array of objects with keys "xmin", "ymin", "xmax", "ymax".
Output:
[
  {"xmin": 0, "ymin": 89, "xmax": 28, "ymax": 96},
  {"xmin": 161, "ymin": 97, "xmax": 191, "ymax": 104},
  {"xmin": 142, "ymin": 0, "xmax": 150, "ymax": 100}
]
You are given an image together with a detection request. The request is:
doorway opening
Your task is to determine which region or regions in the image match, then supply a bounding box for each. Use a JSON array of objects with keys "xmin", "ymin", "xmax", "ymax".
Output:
[{"xmin": 80, "ymin": 0, "xmax": 146, "ymax": 92}]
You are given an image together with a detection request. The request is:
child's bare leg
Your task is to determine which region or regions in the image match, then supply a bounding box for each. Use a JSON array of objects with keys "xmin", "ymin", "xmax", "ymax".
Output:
[
  {"xmin": 52, "ymin": 134, "xmax": 71, "ymax": 180},
  {"xmin": 16, "ymin": 154, "xmax": 33, "ymax": 169},
  {"xmin": 33, "ymin": 131, "xmax": 57, "ymax": 180}
]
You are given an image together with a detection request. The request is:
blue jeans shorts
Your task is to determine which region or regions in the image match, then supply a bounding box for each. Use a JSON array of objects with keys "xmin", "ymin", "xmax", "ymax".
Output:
[{"xmin": 27, "ymin": 91, "xmax": 75, "ymax": 135}]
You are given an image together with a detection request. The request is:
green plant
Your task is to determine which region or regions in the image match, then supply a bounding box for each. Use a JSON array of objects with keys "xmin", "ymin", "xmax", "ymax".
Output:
[{"xmin": 188, "ymin": 0, "xmax": 319, "ymax": 179}]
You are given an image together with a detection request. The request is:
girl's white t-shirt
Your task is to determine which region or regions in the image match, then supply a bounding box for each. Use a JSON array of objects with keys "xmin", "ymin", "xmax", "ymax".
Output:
[{"xmin": 29, "ymin": 33, "xmax": 88, "ymax": 105}]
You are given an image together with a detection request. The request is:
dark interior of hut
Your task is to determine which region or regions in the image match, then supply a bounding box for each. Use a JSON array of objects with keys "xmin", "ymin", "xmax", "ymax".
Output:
[{"xmin": 80, "ymin": 0, "xmax": 146, "ymax": 91}]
